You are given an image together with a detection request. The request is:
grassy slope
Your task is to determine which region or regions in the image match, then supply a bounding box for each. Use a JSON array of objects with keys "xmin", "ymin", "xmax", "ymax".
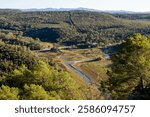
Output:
[
  {"xmin": 75, "ymin": 60, "xmax": 110, "ymax": 84},
  {"xmin": 59, "ymin": 48, "xmax": 110, "ymax": 83},
  {"xmin": 36, "ymin": 49, "xmax": 103, "ymax": 99}
]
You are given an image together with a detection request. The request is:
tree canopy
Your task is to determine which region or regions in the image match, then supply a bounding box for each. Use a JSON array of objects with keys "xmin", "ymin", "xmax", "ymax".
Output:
[{"xmin": 101, "ymin": 34, "xmax": 150, "ymax": 99}]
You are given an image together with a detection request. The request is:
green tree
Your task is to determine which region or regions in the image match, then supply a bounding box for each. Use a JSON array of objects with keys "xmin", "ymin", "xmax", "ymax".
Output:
[
  {"xmin": 6, "ymin": 32, "xmax": 15, "ymax": 39},
  {"xmin": 104, "ymin": 34, "xmax": 150, "ymax": 99},
  {"xmin": 22, "ymin": 84, "xmax": 58, "ymax": 100},
  {"xmin": 0, "ymin": 85, "xmax": 19, "ymax": 100},
  {"xmin": 8, "ymin": 60, "xmax": 87, "ymax": 100}
]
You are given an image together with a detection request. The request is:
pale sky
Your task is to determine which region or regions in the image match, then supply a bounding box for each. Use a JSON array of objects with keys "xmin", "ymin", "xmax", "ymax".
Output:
[{"xmin": 0, "ymin": 0, "xmax": 150, "ymax": 12}]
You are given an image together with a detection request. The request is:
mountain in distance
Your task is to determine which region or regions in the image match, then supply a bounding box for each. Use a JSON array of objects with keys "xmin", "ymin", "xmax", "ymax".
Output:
[
  {"xmin": 0, "ymin": 7, "xmax": 147, "ymax": 14},
  {"xmin": 21, "ymin": 7, "xmax": 137, "ymax": 14},
  {"xmin": 0, "ymin": 9, "xmax": 22, "ymax": 12},
  {"xmin": 22, "ymin": 7, "xmax": 97, "ymax": 12}
]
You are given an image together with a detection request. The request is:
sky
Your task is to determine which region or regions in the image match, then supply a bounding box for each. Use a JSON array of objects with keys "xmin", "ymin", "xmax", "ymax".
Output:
[{"xmin": 0, "ymin": 0, "xmax": 150, "ymax": 12}]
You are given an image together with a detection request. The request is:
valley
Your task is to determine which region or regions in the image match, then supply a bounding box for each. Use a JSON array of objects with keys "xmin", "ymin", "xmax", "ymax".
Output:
[{"xmin": 0, "ymin": 9, "xmax": 150, "ymax": 100}]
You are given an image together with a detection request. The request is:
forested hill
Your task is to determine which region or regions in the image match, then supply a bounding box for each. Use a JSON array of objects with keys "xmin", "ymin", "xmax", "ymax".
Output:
[
  {"xmin": 1, "ymin": 9, "xmax": 150, "ymax": 100},
  {"xmin": 113, "ymin": 13, "xmax": 150, "ymax": 20},
  {"xmin": 1, "ymin": 10, "xmax": 150, "ymax": 47},
  {"xmin": 0, "ymin": 41, "xmax": 92, "ymax": 100},
  {"xmin": 0, "ymin": 9, "xmax": 105, "ymax": 100}
]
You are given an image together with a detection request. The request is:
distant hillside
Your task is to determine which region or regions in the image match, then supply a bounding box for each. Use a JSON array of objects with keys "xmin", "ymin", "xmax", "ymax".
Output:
[
  {"xmin": 21, "ymin": 8, "xmax": 97, "ymax": 12},
  {"xmin": 0, "ymin": 10, "xmax": 150, "ymax": 47},
  {"xmin": 113, "ymin": 13, "xmax": 150, "ymax": 20},
  {"xmin": 0, "ymin": 9, "xmax": 21, "ymax": 13},
  {"xmin": 21, "ymin": 8, "xmax": 135, "ymax": 14}
]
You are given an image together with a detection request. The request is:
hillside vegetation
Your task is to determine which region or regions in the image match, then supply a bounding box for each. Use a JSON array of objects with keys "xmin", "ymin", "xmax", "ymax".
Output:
[
  {"xmin": 101, "ymin": 34, "xmax": 150, "ymax": 99},
  {"xmin": 1, "ymin": 10, "xmax": 150, "ymax": 100},
  {"xmin": 0, "ymin": 40, "xmax": 98, "ymax": 100},
  {"xmin": 1, "ymin": 10, "xmax": 150, "ymax": 47}
]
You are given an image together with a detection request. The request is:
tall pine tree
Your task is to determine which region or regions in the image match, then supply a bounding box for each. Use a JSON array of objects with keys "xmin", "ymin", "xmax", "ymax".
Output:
[{"xmin": 103, "ymin": 34, "xmax": 150, "ymax": 99}]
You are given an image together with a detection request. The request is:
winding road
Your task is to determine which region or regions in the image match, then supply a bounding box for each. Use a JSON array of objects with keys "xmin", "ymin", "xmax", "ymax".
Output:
[
  {"xmin": 38, "ymin": 48, "xmax": 94, "ymax": 83},
  {"xmin": 39, "ymin": 45, "xmax": 116, "ymax": 84},
  {"xmin": 59, "ymin": 56, "xmax": 100, "ymax": 83},
  {"xmin": 59, "ymin": 50, "xmax": 108, "ymax": 84},
  {"xmin": 64, "ymin": 61, "xmax": 92, "ymax": 83}
]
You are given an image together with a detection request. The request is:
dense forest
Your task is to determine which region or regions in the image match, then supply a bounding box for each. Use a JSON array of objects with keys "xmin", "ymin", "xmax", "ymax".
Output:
[
  {"xmin": 0, "ymin": 40, "xmax": 96, "ymax": 99},
  {"xmin": 0, "ymin": 9, "xmax": 150, "ymax": 99},
  {"xmin": 1, "ymin": 10, "xmax": 150, "ymax": 47}
]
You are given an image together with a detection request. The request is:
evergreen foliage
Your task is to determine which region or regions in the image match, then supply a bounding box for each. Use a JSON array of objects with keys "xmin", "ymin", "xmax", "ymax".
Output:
[{"xmin": 101, "ymin": 34, "xmax": 150, "ymax": 99}]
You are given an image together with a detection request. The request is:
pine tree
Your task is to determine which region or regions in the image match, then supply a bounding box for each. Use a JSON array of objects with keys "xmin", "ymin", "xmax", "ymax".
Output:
[{"xmin": 105, "ymin": 34, "xmax": 150, "ymax": 99}]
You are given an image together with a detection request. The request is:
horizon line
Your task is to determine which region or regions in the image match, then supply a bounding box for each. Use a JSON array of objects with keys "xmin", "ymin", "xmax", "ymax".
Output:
[{"xmin": 0, "ymin": 7, "xmax": 150, "ymax": 13}]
